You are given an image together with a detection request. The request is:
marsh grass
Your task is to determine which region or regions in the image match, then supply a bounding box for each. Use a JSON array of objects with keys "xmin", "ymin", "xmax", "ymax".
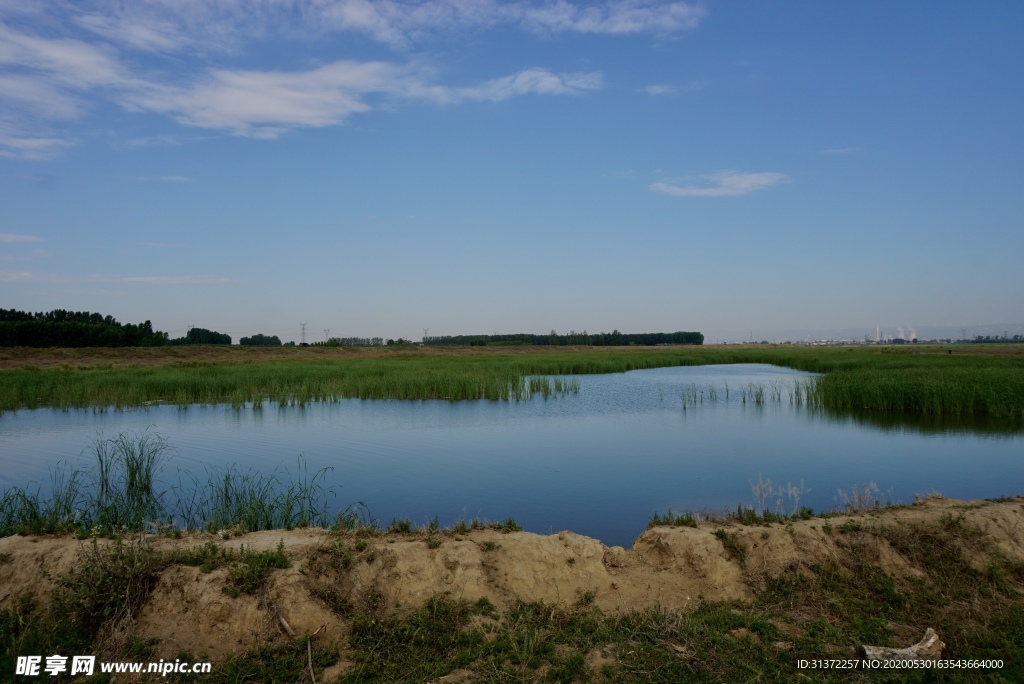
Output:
[
  {"xmin": 4, "ymin": 345, "xmax": 1021, "ymax": 420},
  {"xmin": 0, "ymin": 432, "xmax": 350, "ymax": 537},
  {"xmin": 648, "ymin": 509, "xmax": 698, "ymax": 528},
  {"xmin": 0, "ymin": 432, "xmax": 522, "ymax": 540},
  {"xmin": 169, "ymin": 540, "xmax": 290, "ymax": 597},
  {"xmin": 835, "ymin": 481, "xmax": 895, "ymax": 513},
  {"xmin": 0, "ymin": 430, "xmax": 171, "ymax": 537},
  {"xmin": 172, "ymin": 456, "xmax": 338, "ymax": 533}
]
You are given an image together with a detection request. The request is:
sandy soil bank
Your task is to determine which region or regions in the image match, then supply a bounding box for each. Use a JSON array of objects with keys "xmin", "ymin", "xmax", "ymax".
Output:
[{"xmin": 2, "ymin": 495, "xmax": 1022, "ymax": 676}]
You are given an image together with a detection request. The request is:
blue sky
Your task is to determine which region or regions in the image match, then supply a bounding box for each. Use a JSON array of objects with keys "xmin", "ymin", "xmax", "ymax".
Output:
[{"xmin": 1, "ymin": 1, "xmax": 1022, "ymax": 343}]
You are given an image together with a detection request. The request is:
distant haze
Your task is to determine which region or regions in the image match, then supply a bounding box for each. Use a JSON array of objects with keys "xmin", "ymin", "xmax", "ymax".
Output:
[{"xmin": 712, "ymin": 324, "xmax": 1024, "ymax": 345}]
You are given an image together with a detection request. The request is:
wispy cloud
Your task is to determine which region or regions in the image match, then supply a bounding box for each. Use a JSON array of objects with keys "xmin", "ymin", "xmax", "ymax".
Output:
[
  {"xmin": 518, "ymin": 1, "xmax": 705, "ymax": 39},
  {"xmin": 642, "ymin": 84, "xmax": 677, "ymax": 96},
  {"xmin": 124, "ymin": 61, "xmax": 401, "ymax": 137},
  {"xmin": 63, "ymin": 1, "xmax": 706, "ymax": 51},
  {"xmin": 823, "ymin": 147, "xmax": 860, "ymax": 154},
  {"xmin": 139, "ymin": 241, "xmax": 175, "ymax": 247},
  {"xmin": 0, "ymin": 269, "xmax": 230, "ymax": 284},
  {"xmin": 651, "ymin": 171, "xmax": 789, "ymax": 197},
  {"xmin": 125, "ymin": 63, "xmax": 600, "ymax": 137},
  {"xmin": 85, "ymin": 274, "xmax": 233, "ymax": 285},
  {"xmin": 0, "ymin": 232, "xmax": 44, "ymax": 242},
  {"xmin": 0, "ymin": 1, "xmax": 699, "ymax": 155},
  {"xmin": 120, "ymin": 134, "xmax": 210, "ymax": 149},
  {"xmin": 157, "ymin": 175, "xmax": 194, "ymax": 182},
  {"xmin": 641, "ymin": 80, "xmax": 702, "ymax": 96},
  {"xmin": 454, "ymin": 68, "xmax": 601, "ymax": 102},
  {"xmin": 0, "ymin": 122, "xmax": 74, "ymax": 159},
  {"xmin": 0, "ymin": 269, "xmax": 36, "ymax": 282}
]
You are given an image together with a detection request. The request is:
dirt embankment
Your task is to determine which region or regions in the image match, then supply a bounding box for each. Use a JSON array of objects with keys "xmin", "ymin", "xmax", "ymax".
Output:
[{"xmin": 2, "ymin": 496, "xmax": 1022, "ymax": 671}]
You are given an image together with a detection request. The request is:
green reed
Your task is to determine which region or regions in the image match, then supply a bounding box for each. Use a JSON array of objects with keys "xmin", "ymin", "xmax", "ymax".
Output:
[
  {"xmin": 0, "ymin": 432, "xmax": 356, "ymax": 537},
  {"xmin": 2, "ymin": 345, "xmax": 1022, "ymax": 418}
]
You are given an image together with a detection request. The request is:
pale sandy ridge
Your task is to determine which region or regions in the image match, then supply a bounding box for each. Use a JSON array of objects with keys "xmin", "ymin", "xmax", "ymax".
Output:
[{"xmin": 1, "ymin": 495, "xmax": 1022, "ymax": 668}]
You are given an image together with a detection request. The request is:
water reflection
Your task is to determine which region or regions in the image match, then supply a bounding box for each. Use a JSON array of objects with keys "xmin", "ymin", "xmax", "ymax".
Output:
[
  {"xmin": 811, "ymin": 407, "xmax": 1024, "ymax": 437},
  {"xmin": 1, "ymin": 364, "xmax": 1022, "ymax": 547}
]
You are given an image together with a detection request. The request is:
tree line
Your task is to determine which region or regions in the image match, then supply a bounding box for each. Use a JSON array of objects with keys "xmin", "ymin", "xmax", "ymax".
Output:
[
  {"xmin": 422, "ymin": 330, "xmax": 704, "ymax": 347},
  {"xmin": 239, "ymin": 334, "xmax": 282, "ymax": 346},
  {"xmin": 167, "ymin": 328, "xmax": 231, "ymax": 345},
  {"xmin": 0, "ymin": 309, "xmax": 237, "ymax": 347},
  {"xmin": 971, "ymin": 335, "xmax": 1023, "ymax": 344},
  {"xmin": 310, "ymin": 337, "xmax": 386, "ymax": 347},
  {"xmin": 1, "ymin": 309, "xmax": 704, "ymax": 349},
  {"xmin": 0, "ymin": 309, "xmax": 168, "ymax": 347}
]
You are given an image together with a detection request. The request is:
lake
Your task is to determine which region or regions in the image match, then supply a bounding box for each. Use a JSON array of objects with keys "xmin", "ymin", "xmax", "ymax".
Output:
[{"xmin": 1, "ymin": 364, "xmax": 1021, "ymax": 547}]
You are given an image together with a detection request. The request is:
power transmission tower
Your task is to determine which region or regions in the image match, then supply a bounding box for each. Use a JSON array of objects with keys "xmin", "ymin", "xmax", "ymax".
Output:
[
  {"xmin": 423, "ymin": 328, "xmax": 429, "ymax": 341},
  {"xmin": 324, "ymin": 329, "xmax": 330, "ymax": 342},
  {"xmin": 300, "ymin": 323, "xmax": 307, "ymax": 345}
]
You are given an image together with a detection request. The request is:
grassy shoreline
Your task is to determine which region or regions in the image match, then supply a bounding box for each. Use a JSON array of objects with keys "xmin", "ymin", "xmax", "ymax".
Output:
[{"xmin": 2, "ymin": 344, "xmax": 1023, "ymax": 418}]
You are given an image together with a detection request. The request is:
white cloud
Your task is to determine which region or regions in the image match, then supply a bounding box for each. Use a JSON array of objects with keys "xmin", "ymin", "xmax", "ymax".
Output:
[
  {"xmin": 651, "ymin": 171, "xmax": 789, "ymax": 197},
  {"xmin": 0, "ymin": 269, "xmax": 35, "ymax": 282},
  {"xmin": 125, "ymin": 61, "xmax": 406, "ymax": 136},
  {"xmin": 26, "ymin": 1, "xmax": 704, "ymax": 54},
  {"xmin": 157, "ymin": 176, "xmax": 194, "ymax": 182},
  {"xmin": 0, "ymin": 21, "xmax": 130, "ymax": 89},
  {"xmin": 520, "ymin": 1, "xmax": 704, "ymax": 37},
  {"xmin": 91, "ymin": 274, "xmax": 233, "ymax": 285},
  {"xmin": 124, "ymin": 63, "xmax": 600, "ymax": 137},
  {"xmin": 642, "ymin": 84, "xmax": 676, "ymax": 96},
  {"xmin": 0, "ymin": 268, "xmax": 230, "ymax": 284},
  {"xmin": 641, "ymin": 80, "xmax": 702, "ymax": 96},
  {"xmin": 0, "ymin": 1, "xmax": 692, "ymax": 154},
  {"xmin": 0, "ymin": 74, "xmax": 82, "ymax": 118},
  {"xmin": 0, "ymin": 20, "xmax": 135, "ymax": 156},
  {"xmin": 823, "ymin": 147, "xmax": 859, "ymax": 154},
  {"xmin": 73, "ymin": 13, "xmax": 188, "ymax": 53},
  {"xmin": 0, "ymin": 135, "xmax": 73, "ymax": 159},
  {"xmin": 310, "ymin": 0, "xmax": 704, "ymax": 47},
  {"xmin": 455, "ymin": 68, "xmax": 602, "ymax": 102},
  {"xmin": 0, "ymin": 232, "xmax": 44, "ymax": 242}
]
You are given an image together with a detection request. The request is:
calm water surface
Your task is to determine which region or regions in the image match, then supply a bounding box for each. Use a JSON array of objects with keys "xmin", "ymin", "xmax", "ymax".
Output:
[{"xmin": 2, "ymin": 364, "xmax": 1021, "ymax": 547}]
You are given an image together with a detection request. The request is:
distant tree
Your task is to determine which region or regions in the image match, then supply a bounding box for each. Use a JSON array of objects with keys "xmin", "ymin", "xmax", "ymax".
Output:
[
  {"xmin": 168, "ymin": 327, "xmax": 231, "ymax": 345},
  {"xmin": 240, "ymin": 334, "xmax": 282, "ymax": 346},
  {"xmin": 0, "ymin": 308, "xmax": 167, "ymax": 347},
  {"xmin": 421, "ymin": 330, "xmax": 704, "ymax": 347},
  {"xmin": 329, "ymin": 337, "xmax": 384, "ymax": 347}
]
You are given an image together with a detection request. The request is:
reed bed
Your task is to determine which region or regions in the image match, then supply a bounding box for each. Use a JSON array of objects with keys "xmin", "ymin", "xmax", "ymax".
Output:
[
  {"xmin": 0, "ymin": 431, "xmax": 367, "ymax": 537},
  {"xmin": 1, "ymin": 345, "xmax": 1022, "ymax": 418}
]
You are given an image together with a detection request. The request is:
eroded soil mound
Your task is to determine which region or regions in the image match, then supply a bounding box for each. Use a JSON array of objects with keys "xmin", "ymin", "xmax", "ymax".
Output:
[{"xmin": 2, "ymin": 496, "xmax": 1023, "ymax": 681}]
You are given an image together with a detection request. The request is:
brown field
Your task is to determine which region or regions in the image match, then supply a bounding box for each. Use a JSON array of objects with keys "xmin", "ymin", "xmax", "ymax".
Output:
[
  {"xmin": 2, "ymin": 342, "xmax": 1021, "ymax": 371},
  {"xmin": 0, "ymin": 343, "xmax": 684, "ymax": 370}
]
